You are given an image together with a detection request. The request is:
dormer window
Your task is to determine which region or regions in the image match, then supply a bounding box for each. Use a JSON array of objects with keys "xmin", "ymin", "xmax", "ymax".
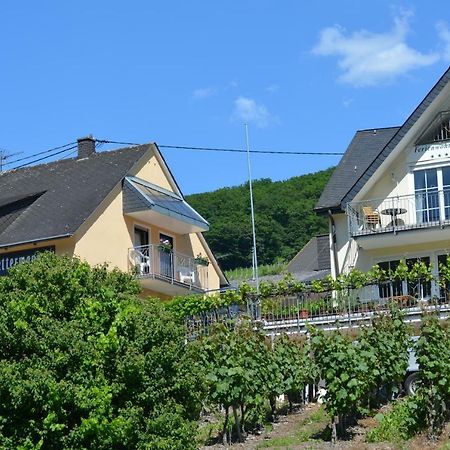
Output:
[{"xmin": 417, "ymin": 111, "xmax": 450, "ymax": 145}]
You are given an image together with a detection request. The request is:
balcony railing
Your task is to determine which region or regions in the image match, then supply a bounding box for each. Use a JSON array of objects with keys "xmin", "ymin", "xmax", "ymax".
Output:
[
  {"xmin": 184, "ymin": 287, "xmax": 450, "ymax": 338},
  {"xmin": 128, "ymin": 244, "xmax": 209, "ymax": 291},
  {"xmin": 347, "ymin": 189, "xmax": 450, "ymax": 237}
]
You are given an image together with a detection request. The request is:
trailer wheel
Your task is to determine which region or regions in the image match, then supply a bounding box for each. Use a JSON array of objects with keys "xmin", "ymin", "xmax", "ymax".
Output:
[{"xmin": 404, "ymin": 372, "xmax": 419, "ymax": 396}]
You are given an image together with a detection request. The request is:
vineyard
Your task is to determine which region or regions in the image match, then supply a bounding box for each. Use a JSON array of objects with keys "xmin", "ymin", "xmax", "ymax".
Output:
[
  {"xmin": 194, "ymin": 310, "xmax": 450, "ymax": 446},
  {"xmin": 0, "ymin": 253, "xmax": 450, "ymax": 448}
]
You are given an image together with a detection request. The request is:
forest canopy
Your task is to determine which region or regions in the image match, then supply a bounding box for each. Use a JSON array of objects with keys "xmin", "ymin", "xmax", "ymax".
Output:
[{"xmin": 186, "ymin": 167, "xmax": 334, "ymax": 270}]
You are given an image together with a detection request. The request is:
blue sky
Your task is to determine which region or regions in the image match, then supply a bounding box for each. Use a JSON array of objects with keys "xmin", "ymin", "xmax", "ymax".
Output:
[{"xmin": 1, "ymin": 1, "xmax": 450, "ymax": 194}]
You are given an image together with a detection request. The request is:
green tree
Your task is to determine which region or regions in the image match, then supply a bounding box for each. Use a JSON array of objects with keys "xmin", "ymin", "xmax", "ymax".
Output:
[
  {"xmin": 200, "ymin": 320, "xmax": 272, "ymax": 444},
  {"xmin": 310, "ymin": 328, "xmax": 366, "ymax": 443},
  {"xmin": 359, "ymin": 307, "xmax": 410, "ymax": 405},
  {"xmin": 187, "ymin": 168, "xmax": 333, "ymax": 270},
  {"xmin": 415, "ymin": 315, "xmax": 450, "ymax": 439},
  {"xmin": 0, "ymin": 253, "xmax": 202, "ymax": 449}
]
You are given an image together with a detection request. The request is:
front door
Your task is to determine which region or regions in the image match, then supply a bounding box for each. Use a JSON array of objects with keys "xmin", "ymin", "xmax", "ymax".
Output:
[{"xmin": 159, "ymin": 233, "xmax": 174, "ymax": 279}]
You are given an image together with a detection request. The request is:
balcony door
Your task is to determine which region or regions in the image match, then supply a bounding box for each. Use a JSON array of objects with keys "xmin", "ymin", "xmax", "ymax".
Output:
[
  {"xmin": 134, "ymin": 226, "xmax": 150, "ymax": 274},
  {"xmin": 414, "ymin": 166, "xmax": 450, "ymax": 224},
  {"xmin": 414, "ymin": 168, "xmax": 439, "ymax": 223},
  {"xmin": 134, "ymin": 226, "xmax": 149, "ymax": 248},
  {"xmin": 159, "ymin": 233, "xmax": 174, "ymax": 279}
]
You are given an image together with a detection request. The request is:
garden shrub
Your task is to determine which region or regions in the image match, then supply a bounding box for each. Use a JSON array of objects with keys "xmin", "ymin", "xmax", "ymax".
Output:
[{"xmin": 0, "ymin": 253, "xmax": 202, "ymax": 449}]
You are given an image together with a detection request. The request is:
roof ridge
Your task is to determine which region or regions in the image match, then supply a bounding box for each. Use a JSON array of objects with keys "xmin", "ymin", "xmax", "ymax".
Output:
[
  {"xmin": 355, "ymin": 125, "xmax": 401, "ymax": 133},
  {"xmin": 0, "ymin": 143, "xmax": 151, "ymax": 176}
]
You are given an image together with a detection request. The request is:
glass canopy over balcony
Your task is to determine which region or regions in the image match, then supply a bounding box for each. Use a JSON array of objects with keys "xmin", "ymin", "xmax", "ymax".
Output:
[{"xmin": 123, "ymin": 176, "xmax": 209, "ymax": 234}]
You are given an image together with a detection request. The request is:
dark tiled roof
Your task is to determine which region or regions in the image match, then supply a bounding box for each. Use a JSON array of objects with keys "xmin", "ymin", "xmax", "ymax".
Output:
[
  {"xmin": 315, "ymin": 127, "xmax": 400, "ymax": 212},
  {"xmin": 343, "ymin": 67, "xmax": 450, "ymax": 206},
  {"xmin": 316, "ymin": 66, "xmax": 450, "ymax": 212},
  {"xmin": 0, "ymin": 145, "xmax": 150, "ymax": 247},
  {"xmin": 286, "ymin": 235, "xmax": 331, "ymax": 273}
]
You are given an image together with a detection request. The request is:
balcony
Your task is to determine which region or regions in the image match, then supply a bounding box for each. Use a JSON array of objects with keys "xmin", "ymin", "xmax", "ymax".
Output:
[
  {"xmin": 128, "ymin": 244, "xmax": 209, "ymax": 295},
  {"xmin": 347, "ymin": 190, "xmax": 450, "ymax": 248}
]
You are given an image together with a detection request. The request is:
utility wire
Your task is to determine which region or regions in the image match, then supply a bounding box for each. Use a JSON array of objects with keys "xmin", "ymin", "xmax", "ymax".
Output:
[
  {"xmin": 3, "ymin": 142, "xmax": 77, "ymax": 167},
  {"xmin": 12, "ymin": 145, "xmax": 78, "ymax": 170},
  {"xmin": 96, "ymin": 140, "xmax": 345, "ymax": 156},
  {"xmin": 5, "ymin": 137, "xmax": 344, "ymax": 172}
]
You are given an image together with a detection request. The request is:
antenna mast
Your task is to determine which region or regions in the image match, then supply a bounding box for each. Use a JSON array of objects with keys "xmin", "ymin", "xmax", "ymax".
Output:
[
  {"xmin": 0, "ymin": 149, "xmax": 22, "ymax": 171},
  {"xmin": 245, "ymin": 124, "xmax": 259, "ymax": 295}
]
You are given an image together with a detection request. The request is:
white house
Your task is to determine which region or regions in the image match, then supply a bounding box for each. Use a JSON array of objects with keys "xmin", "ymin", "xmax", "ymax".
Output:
[{"xmin": 315, "ymin": 67, "xmax": 450, "ymax": 301}]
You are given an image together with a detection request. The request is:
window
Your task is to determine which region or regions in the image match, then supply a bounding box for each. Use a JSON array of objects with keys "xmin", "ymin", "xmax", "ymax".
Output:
[
  {"xmin": 414, "ymin": 167, "xmax": 450, "ymax": 223},
  {"xmin": 438, "ymin": 254, "xmax": 449, "ymax": 301},
  {"xmin": 414, "ymin": 169, "xmax": 439, "ymax": 223},
  {"xmin": 378, "ymin": 257, "xmax": 431, "ymax": 300},
  {"xmin": 378, "ymin": 260, "xmax": 403, "ymax": 298},
  {"xmin": 406, "ymin": 257, "xmax": 431, "ymax": 299}
]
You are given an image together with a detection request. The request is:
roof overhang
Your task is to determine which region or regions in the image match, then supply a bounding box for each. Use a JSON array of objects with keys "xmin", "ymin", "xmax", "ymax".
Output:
[{"xmin": 123, "ymin": 176, "xmax": 209, "ymax": 234}]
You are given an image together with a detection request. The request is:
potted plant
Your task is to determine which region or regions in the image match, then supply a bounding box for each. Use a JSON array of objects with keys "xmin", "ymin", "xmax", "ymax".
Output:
[
  {"xmin": 194, "ymin": 254, "xmax": 209, "ymax": 266},
  {"xmin": 299, "ymin": 308, "xmax": 309, "ymax": 319},
  {"xmin": 157, "ymin": 240, "xmax": 172, "ymax": 253}
]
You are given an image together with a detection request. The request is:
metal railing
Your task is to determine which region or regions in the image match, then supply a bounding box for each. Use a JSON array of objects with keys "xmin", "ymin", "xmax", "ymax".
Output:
[
  {"xmin": 128, "ymin": 244, "xmax": 209, "ymax": 291},
  {"xmin": 258, "ymin": 287, "xmax": 450, "ymax": 336},
  {"xmin": 347, "ymin": 190, "xmax": 450, "ymax": 236},
  {"xmin": 184, "ymin": 287, "xmax": 450, "ymax": 339}
]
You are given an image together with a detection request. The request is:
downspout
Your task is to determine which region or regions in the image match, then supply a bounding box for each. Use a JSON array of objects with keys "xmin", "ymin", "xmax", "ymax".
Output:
[{"xmin": 328, "ymin": 209, "xmax": 339, "ymax": 278}]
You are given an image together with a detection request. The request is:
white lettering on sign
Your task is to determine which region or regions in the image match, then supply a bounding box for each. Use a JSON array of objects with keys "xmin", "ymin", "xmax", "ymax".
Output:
[{"xmin": 0, "ymin": 246, "xmax": 55, "ymax": 276}]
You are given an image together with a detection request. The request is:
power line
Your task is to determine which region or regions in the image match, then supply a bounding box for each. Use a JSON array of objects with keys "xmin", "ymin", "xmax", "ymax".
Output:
[
  {"xmin": 12, "ymin": 145, "xmax": 78, "ymax": 170},
  {"xmin": 4, "ymin": 137, "xmax": 344, "ymax": 172},
  {"xmin": 158, "ymin": 144, "xmax": 344, "ymax": 156},
  {"xmin": 96, "ymin": 140, "xmax": 345, "ymax": 156},
  {"xmin": 3, "ymin": 142, "xmax": 77, "ymax": 167}
]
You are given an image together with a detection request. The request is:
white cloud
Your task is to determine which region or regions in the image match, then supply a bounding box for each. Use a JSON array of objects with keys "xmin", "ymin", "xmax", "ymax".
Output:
[
  {"xmin": 437, "ymin": 21, "xmax": 450, "ymax": 61},
  {"xmin": 312, "ymin": 10, "xmax": 439, "ymax": 86},
  {"xmin": 192, "ymin": 87, "xmax": 215, "ymax": 99},
  {"xmin": 232, "ymin": 96, "xmax": 274, "ymax": 128},
  {"xmin": 266, "ymin": 84, "xmax": 279, "ymax": 94}
]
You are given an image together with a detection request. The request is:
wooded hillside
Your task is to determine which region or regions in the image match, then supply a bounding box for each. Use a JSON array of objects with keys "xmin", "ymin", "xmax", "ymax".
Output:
[{"xmin": 186, "ymin": 167, "xmax": 334, "ymax": 271}]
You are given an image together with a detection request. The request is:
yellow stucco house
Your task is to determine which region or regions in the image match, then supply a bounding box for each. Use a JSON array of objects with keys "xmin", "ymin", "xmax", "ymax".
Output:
[
  {"xmin": 316, "ymin": 66, "xmax": 450, "ymax": 301},
  {"xmin": 0, "ymin": 136, "xmax": 228, "ymax": 298}
]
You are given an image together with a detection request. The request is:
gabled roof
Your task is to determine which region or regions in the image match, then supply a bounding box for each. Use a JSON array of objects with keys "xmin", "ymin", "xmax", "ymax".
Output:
[
  {"xmin": 287, "ymin": 234, "xmax": 331, "ymax": 273},
  {"xmin": 315, "ymin": 127, "xmax": 400, "ymax": 212},
  {"xmin": 316, "ymin": 66, "xmax": 450, "ymax": 212},
  {"xmin": 0, "ymin": 144, "xmax": 149, "ymax": 247}
]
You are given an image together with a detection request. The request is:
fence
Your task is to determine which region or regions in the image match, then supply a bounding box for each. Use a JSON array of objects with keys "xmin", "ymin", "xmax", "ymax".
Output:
[{"xmin": 185, "ymin": 286, "xmax": 450, "ymax": 339}]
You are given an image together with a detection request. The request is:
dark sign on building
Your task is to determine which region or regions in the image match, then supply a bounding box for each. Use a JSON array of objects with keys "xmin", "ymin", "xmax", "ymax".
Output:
[{"xmin": 0, "ymin": 246, "xmax": 55, "ymax": 276}]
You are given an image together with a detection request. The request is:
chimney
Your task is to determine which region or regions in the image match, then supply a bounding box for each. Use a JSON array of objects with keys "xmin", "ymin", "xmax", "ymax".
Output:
[{"xmin": 77, "ymin": 135, "xmax": 96, "ymax": 159}]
